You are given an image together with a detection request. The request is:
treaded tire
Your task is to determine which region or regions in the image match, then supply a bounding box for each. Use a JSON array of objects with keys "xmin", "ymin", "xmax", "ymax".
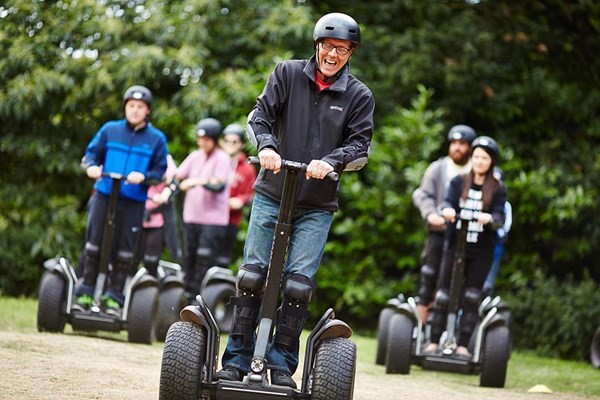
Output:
[
  {"xmin": 159, "ymin": 321, "xmax": 205, "ymax": 400},
  {"xmin": 480, "ymin": 325, "xmax": 510, "ymax": 387},
  {"xmin": 156, "ymin": 286, "xmax": 186, "ymax": 342},
  {"xmin": 201, "ymin": 282, "xmax": 235, "ymax": 333},
  {"xmin": 127, "ymin": 285, "xmax": 159, "ymax": 344},
  {"xmin": 376, "ymin": 307, "xmax": 396, "ymax": 365},
  {"xmin": 385, "ymin": 312, "xmax": 414, "ymax": 374},
  {"xmin": 311, "ymin": 337, "xmax": 356, "ymax": 400},
  {"xmin": 37, "ymin": 271, "xmax": 67, "ymax": 333},
  {"xmin": 590, "ymin": 327, "xmax": 600, "ymax": 368}
]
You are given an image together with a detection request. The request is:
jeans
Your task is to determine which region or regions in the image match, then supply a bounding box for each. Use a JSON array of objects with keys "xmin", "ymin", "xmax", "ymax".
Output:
[{"xmin": 221, "ymin": 193, "xmax": 334, "ymax": 374}]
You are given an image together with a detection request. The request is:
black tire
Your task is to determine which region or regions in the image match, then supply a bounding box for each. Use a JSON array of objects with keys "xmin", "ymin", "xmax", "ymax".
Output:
[
  {"xmin": 375, "ymin": 307, "xmax": 396, "ymax": 365},
  {"xmin": 590, "ymin": 327, "xmax": 600, "ymax": 368},
  {"xmin": 311, "ymin": 337, "xmax": 356, "ymax": 400},
  {"xmin": 37, "ymin": 271, "xmax": 67, "ymax": 333},
  {"xmin": 159, "ymin": 321, "xmax": 205, "ymax": 400},
  {"xmin": 156, "ymin": 286, "xmax": 186, "ymax": 342},
  {"xmin": 480, "ymin": 324, "xmax": 510, "ymax": 387},
  {"xmin": 127, "ymin": 285, "xmax": 159, "ymax": 344},
  {"xmin": 201, "ymin": 282, "xmax": 235, "ymax": 333},
  {"xmin": 385, "ymin": 312, "xmax": 414, "ymax": 374}
]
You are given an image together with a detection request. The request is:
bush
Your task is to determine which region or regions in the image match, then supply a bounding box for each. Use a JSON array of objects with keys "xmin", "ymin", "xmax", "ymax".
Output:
[{"xmin": 505, "ymin": 269, "xmax": 600, "ymax": 361}]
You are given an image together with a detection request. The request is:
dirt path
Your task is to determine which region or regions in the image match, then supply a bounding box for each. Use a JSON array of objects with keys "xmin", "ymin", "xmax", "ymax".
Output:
[{"xmin": 0, "ymin": 330, "xmax": 594, "ymax": 400}]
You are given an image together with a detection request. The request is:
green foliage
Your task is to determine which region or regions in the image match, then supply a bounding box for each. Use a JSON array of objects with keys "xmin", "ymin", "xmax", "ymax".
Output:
[
  {"xmin": 506, "ymin": 270, "xmax": 600, "ymax": 361},
  {"xmin": 1, "ymin": 0, "xmax": 600, "ymax": 361}
]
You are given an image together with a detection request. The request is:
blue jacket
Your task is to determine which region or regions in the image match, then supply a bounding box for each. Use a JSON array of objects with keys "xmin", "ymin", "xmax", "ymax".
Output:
[{"xmin": 82, "ymin": 119, "xmax": 168, "ymax": 202}]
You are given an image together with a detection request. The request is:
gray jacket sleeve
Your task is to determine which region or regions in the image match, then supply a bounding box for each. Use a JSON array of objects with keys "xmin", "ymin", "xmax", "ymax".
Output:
[{"xmin": 413, "ymin": 159, "xmax": 444, "ymax": 220}]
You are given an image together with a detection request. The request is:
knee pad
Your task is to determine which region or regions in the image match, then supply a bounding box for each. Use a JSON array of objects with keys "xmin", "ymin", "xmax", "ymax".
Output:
[
  {"xmin": 275, "ymin": 274, "xmax": 316, "ymax": 349},
  {"xmin": 417, "ymin": 264, "xmax": 437, "ymax": 305},
  {"xmin": 115, "ymin": 251, "xmax": 134, "ymax": 271},
  {"xmin": 230, "ymin": 264, "xmax": 267, "ymax": 345},
  {"xmin": 82, "ymin": 242, "xmax": 101, "ymax": 285},
  {"xmin": 433, "ymin": 288, "xmax": 450, "ymax": 311},
  {"xmin": 195, "ymin": 247, "xmax": 212, "ymax": 265},
  {"xmin": 463, "ymin": 287, "xmax": 482, "ymax": 311},
  {"xmin": 84, "ymin": 242, "xmax": 100, "ymax": 261},
  {"xmin": 143, "ymin": 254, "xmax": 160, "ymax": 277}
]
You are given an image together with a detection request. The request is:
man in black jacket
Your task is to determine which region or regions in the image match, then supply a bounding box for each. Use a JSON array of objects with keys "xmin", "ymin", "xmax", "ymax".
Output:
[{"xmin": 215, "ymin": 12, "xmax": 375, "ymax": 388}]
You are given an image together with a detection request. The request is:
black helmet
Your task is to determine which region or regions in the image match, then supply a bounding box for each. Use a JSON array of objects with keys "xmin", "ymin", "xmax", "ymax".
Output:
[
  {"xmin": 447, "ymin": 124, "xmax": 477, "ymax": 144},
  {"xmin": 196, "ymin": 117, "xmax": 222, "ymax": 139},
  {"xmin": 123, "ymin": 85, "xmax": 153, "ymax": 107},
  {"xmin": 313, "ymin": 13, "xmax": 361, "ymax": 47},
  {"xmin": 471, "ymin": 136, "xmax": 499, "ymax": 162},
  {"xmin": 223, "ymin": 123, "xmax": 245, "ymax": 141}
]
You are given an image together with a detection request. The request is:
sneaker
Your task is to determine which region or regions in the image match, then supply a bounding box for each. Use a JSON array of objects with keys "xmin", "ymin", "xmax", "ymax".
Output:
[
  {"xmin": 101, "ymin": 296, "xmax": 122, "ymax": 318},
  {"xmin": 214, "ymin": 366, "xmax": 243, "ymax": 382},
  {"xmin": 271, "ymin": 370, "xmax": 297, "ymax": 389},
  {"xmin": 423, "ymin": 342, "xmax": 439, "ymax": 355},
  {"xmin": 71, "ymin": 294, "xmax": 93, "ymax": 312},
  {"xmin": 455, "ymin": 345, "xmax": 472, "ymax": 359}
]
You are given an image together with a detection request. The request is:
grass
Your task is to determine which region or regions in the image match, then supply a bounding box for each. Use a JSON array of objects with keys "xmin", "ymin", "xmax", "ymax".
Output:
[{"xmin": 3, "ymin": 295, "xmax": 600, "ymax": 397}]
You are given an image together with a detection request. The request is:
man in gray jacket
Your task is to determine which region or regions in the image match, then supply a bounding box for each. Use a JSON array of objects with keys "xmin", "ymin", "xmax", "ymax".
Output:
[
  {"xmin": 215, "ymin": 12, "xmax": 374, "ymax": 389},
  {"xmin": 412, "ymin": 124, "xmax": 476, "ymax": 323}
]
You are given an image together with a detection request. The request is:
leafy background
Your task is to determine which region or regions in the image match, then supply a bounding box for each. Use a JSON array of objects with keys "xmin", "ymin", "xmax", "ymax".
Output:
[{"xmin": 1, "ymin": 0, "xmax": 599, "ymax": 360}]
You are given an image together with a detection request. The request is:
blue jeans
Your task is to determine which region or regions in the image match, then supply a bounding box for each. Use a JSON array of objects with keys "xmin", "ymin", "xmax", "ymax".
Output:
[
  {"xmin": 221, "ymin": 193, "xmax": 334, "ymax": 374},
  {"xmin": 483, "ymin": 240, "xmax": 504, "ymax": 295}
]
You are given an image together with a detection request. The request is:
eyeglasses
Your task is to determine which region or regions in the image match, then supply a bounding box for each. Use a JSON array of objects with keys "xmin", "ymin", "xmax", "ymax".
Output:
[
  {"xmin": 320, "ymin": 41, "xmax": 352, "ymax": 56},
  {"xmin": 223, "ymin": 139, "xmax": 241, "ymax": 145}
]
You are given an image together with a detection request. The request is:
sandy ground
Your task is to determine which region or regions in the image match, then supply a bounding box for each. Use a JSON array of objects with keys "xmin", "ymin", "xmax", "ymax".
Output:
[{"xmin": 0, "ymin": 330, "xmax": 595, "ymax": 400}]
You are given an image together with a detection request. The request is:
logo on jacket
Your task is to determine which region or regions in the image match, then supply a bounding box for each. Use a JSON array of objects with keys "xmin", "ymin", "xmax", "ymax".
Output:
[{"xmin": 330, "ymin": 105, "xmax": 344, "ymax": 112}]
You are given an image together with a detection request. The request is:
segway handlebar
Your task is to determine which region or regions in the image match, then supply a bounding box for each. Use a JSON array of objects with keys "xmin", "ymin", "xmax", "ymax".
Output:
[{"xmin": 248, "ymin": 156, "xmax": 339, "ymax": 181}]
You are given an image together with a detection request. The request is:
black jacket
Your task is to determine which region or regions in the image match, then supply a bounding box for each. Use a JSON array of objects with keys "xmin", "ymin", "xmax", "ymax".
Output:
[{"xmin": 249, "ymin": 56, "xmax": 375, "ymax": 211}]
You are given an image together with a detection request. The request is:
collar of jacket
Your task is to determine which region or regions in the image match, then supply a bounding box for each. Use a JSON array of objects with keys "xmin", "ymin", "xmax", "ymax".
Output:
[{"xmin": 303, "ymin": 55, "xmax": 349, "ymax": 92}]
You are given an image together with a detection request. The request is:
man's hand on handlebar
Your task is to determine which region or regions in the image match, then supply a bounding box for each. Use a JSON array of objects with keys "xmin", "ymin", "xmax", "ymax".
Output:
[
  {"xmin": 258, "ymin": 148, "xmax": 281, "ymax": 174},
  {"xmin": 306, "ymin": 160, "xmax": 334, "ymax": 180}
]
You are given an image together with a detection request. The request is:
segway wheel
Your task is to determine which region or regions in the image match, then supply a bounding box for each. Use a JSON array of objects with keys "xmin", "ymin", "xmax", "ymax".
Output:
[
  {"xmin": 590, "ymin": 327, "xmax": 600, "ymax": 368},
  {"xmin": 201, "ymin": 282, "xmax": 235, "ymax": 332},
  {"xmin": 156, "ymin": 286, "xmax": 186, "ymax": 342},
  {"xmin": 127, "ymin": 285, "xmax": 159, "ymax": 344},
  {"xmin": 159, "ymin": 321, "xmax": 205, "ymax": 400},
  {"xmin": 480, "ymin": 324, "xmax": 510, "ymax": 387},
  {"xmin": 385, "ymin": 312, "xmax": 414, "ymax": 374},
  {"xmin": 310, "ymin": 337, "xmax": 356, "ymax": 400},
  {"xmin": 375, "ymin": 307, "xmax": 396, "ymax": 365},
  {"xmin": 37, "ymin": 271, "xmax": 67, "ymax": 333}
]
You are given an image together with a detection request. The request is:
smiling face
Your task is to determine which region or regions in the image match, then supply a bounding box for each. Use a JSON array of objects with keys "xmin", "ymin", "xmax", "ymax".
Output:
[
  {"xmin": 124, "ymin": 99, "xmax": 150, "ymax": 128},
  {"xmin": 316, "ymin": 38, "xmax": 354, "ymax": 80}
]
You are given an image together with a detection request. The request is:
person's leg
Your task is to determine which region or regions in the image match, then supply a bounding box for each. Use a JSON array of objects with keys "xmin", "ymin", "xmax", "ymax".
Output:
[
  {"xmin": 104, "ymin": 199, "xmax": 144, "ymax": 310},
  {"xmin": 483, "ymin": 240, "xmax": 503, "ymax": 296},
  {"xmin": 75, "ymin": 193, "xmax": 108, "ymax": 306},
  {"xmin": 267, "ymin": 207, "xmax": 333, "ymax": 383},
  {"xmin": 417, "ymin": 231, "xmax": 444, "ymax": 323},
  {"xmin": 183, "ymin": 223, "xmax": 200, "ymax": 302},
  {"xmin": 143, "ymin": 227, "xmax": 163, "ymax": 277},
  {"xmin": 219, "ymin": 194, "xmax": 278, "ymax": 377}
]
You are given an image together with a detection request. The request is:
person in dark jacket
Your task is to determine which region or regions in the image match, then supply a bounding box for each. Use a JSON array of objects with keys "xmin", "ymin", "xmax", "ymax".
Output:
[
  {"xmin": 73, "ymin": 85, "xmax": 168, "ymax": 316},
  {"xmin": 425, "ymin": 136, "xmax": 507, "ymax": 357},
  {"xmin": 215, "ymin": 12, "xmax": 375, "ymax": 388},
  {"xmin": 412, "ymin": 125, "xmax": 477, "ymax": 324}
]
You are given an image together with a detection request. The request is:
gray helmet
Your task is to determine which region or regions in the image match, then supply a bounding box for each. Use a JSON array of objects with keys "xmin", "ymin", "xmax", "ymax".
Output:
[
  {"xmin": 223, "ymin": 123, "xmax": 245, "ymax": 141},
  {"xmin": 447, "ymin": 124, "xmax": 477, "ymax": 143},
  {"xmin": 313, "ymin": 13, "xmax": 361, "ymax": 47},
  {"xmin": 471, "ymin": 136, "xmax": 499, "ymax": 162},
  {"xmin": 123, "ymin": 85, "xmax": 153, "ymax": 107},
  {"xmin": 196, "ymin": 117, "xmax": 222, "ymax": 139}
]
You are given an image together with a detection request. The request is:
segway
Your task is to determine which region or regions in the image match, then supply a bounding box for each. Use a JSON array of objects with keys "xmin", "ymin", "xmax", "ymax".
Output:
[
  {"xmin": 159, "ymin": 157, "xmax": 357, "ymax": 400},
  {"xmin": 37, "ymin": 172, "xmax": 159, "ymax": 344},
  {"xmin": 380, "ymin": 213, "xmax": 511, "ymax": 387}
]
